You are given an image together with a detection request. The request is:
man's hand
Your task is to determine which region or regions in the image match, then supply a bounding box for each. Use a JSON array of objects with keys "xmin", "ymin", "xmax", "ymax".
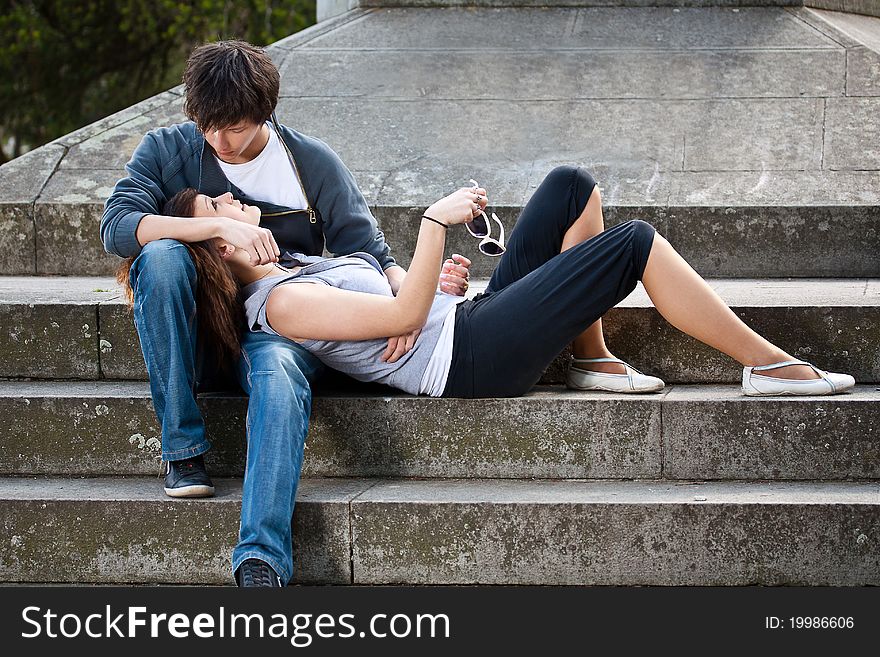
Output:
[
  {"xmin": 439, "ymin": 254, "xmax": 471, "ymax": 296},
  {"xmin": 216, "ymin": 216, "xmax": 280, "ymax": 265},
  {"xmin": 381, "ymin": 328, "xmax": 421, "ymax": 363},
  {"xmin": 383, "ymin": 265, "xmax": 407, "ymax": 295}
]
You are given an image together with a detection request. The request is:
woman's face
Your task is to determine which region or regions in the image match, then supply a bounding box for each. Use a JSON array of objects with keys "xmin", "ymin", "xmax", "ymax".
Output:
[{"xmin": 194, "ymin": 192, "xmax": 261, "ymax": 225}]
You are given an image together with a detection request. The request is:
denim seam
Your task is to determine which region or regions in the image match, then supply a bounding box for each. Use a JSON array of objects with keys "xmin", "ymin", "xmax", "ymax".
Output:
[
  {"xmin": 241, "ymin": 347, "xmax": 253, "ymax": 390},
  {"xmin": 162, "ymin": 441, "xmax": 211, "ymax": 460}
]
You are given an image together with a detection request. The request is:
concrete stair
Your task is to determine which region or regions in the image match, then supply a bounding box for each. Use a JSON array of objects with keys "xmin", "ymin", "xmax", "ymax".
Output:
[
  {"xmin": 1, "ymin": 477, "xmax": 877, "ymax": 585},
  {"xmin": 2, "ymin": 381, "xmax": 879, "ymax": 480},
  {"xmin": 0, "ymin": 4, "xmax": 878, "ymax": 585},
  {"xmin": 2, "ymin": 276, "xmax": 878, "ymax": 382}
]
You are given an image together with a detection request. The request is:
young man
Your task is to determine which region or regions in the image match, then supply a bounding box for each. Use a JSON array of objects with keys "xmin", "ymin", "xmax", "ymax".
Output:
[{"xmin": 101, "ymin": 41, "xmax": 469, "ymax": 587}]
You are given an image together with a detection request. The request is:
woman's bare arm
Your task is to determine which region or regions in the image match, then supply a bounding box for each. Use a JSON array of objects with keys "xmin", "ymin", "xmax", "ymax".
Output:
[
  {"xmin": 266, "ymin": 185, "xmax": 487, "ymax": 341},
  {"xmin": 267, "ymin": 217, "xmax": 448, "ymax": 340},
  {"xmin": 267, "ymin": 283, "xmax": 426, "ymax": 341}
]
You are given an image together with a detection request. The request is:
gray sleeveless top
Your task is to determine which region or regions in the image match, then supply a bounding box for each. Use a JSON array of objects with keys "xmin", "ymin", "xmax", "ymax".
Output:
[{"xmin": 240, "ymin": 252, "xmax": 461, "ymax": 395}]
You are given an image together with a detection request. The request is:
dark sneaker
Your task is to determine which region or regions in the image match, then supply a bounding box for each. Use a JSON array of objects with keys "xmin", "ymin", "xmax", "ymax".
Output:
[
  {"xmin": 163, "ymin": 454, "xmax": 214, "ymax": 498},
  {"xmin": 235, "ymin": 559, "xmax": 283, "ymax": 587}
]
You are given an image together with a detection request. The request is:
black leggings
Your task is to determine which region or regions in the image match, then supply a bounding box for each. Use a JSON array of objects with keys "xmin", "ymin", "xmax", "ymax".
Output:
[{"xmin": 442, "ymin": 165, "xmax": 657, "ymax": 398}]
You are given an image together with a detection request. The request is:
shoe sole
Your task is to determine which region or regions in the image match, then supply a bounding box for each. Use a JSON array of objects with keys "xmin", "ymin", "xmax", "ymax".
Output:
[
  {"xmin": 567, "ymin": 383, "xmax": 665, "ymax": 393},
  {"xmin": 163, "ymin": 484, "xmax": 215, "ymax": 498},
  {"xmin": 742, "ymin": 388, "xmax": 854, "ymax": 397}
]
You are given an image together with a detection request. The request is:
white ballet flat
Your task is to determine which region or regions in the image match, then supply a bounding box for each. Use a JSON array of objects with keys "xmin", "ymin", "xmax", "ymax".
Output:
[
  {"xmin": 566, "ymin": 357, "xmax": 665, "ymax": 393},
  {"xmin": 742, "ymin": 359, "xmax": 855, "ymax": 396}
]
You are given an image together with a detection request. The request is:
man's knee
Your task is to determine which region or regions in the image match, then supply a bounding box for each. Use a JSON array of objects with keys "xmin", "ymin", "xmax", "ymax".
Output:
[
  {"xmin": 244, "ymin": 346, "xmax": 316, "ymax": 406},
  {"xmin": 132, "ymin": 239, "xmax": 196, "ymax": 294}
]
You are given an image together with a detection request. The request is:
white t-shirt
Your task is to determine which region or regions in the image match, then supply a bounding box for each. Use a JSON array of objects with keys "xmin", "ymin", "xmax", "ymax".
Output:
[
  {"xmin": 216, "ymin": 123, "xmax": 308, "ymax": 210},
  {"xmin": 419, "ymin": 298, "xmax": 467, "ymax": 396}
]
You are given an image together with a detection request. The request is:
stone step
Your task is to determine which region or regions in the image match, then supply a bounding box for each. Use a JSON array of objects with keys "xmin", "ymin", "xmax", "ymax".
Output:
[
  {"xmin": 351, "ymin": 3, "xmax": 880, "ymax": 21},
  {"xmin": 5, "ymin": 159, "xmax": 879, "ymax": 278},
  {"xmin": 1, "ymin": 381, "xmax": 878, "ymax": 481},
  {"xmin": 0, "ymin": 476, "xmax": 354, "ymax": 585},
  {"xmin": 1, "ymin": 7, "xmax": 878, "ymax": 277},
  {"xmin": 1, "ymin": 476, "xmax": 877, "ymax": 585},
  {"xmin": 1, "ymin": 276, "xmax": 877, "ymax": 382}
]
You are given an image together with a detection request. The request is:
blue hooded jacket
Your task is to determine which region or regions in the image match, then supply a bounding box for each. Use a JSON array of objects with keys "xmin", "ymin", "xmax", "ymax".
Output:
[{"xmin": 100, "ymin": 119, "xmax": 396, "ymax": 269}]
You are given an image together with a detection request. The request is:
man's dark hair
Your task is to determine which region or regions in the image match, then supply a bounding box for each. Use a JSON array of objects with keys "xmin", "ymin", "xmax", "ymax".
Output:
[{"xmin": 183, "ymin": 40, "xmax": 280, "ymax": 132}]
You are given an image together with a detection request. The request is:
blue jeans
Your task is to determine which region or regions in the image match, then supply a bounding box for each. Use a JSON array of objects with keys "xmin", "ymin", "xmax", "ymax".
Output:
[{"xmin": 130, "ymin": 239, "xmax": 324, "ymax": 584}]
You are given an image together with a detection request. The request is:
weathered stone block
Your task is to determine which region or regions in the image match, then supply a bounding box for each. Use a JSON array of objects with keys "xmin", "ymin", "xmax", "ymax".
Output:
[
  {"xmin": 683, "ymin": 98, "xmax": 824, "ymax": 171},
  {"xmin": 276, "ymin": 97, "xmax": 681, "ymax": 174},
  {"xmin": 98, "ymin": 302, "xmax": 148, "ymax": 380},
  {"xmin": 0, "ymin": 303, "xmax": 98, "ymax": 379},
  {"xmin": 0, "ymin": 145, "xmax": 66, "ymax": 274},
  {"xmin": 0, "ymin": 278, "xmax": 118, "ymax": 379},
  {"xmin": 306, "ymin": 390, "xmax": 663, "ymax": 479},
  {"xmin": 0, "ymin": 384, "xmax": 247, "ymax": 476},
  {"xmin": 0, "ymin": 477, "xmax": 358, "ymax": 584},
  {"xmin": 0, "ymin": 207, "xmax": 37, "ymax": 275},
  {"xmin": 0, "ymin": 383, "xmax": 662, "ymax": 480},
  {"xmin": 351, "ymin": 479, "xmax": 880, "ymax": 585},
  {"xmin": 317, "ymin": 7, "xmax": 819, "ymax": 51},
  {"xmin": 807, "ymin": 1, "xmax": 880, "ymax": 19},
  {"xmin": 59, "ymin": 101, "xmax": 186, "ymax": 171},
  {"xmin": 53, "ymin": 91, "xmax": 181, "ymax": 149},
  {"xmin": 825, "ymin": 97, "xmax": 880, "ymax": 170},
  {"xmin": 281, "ymin": 49, "xmax": 842, "ymax": 100},
  {"xmin": 847, "ymin": 46, "xmax": 880, "ymax": 96},
  {"xmin": 34, "ymin": 169, "xmax": 122, "ymax": 275},
  {"xmin": 661, "ymin": 205, "xmax": 880, "ymax": 278},
  {"xmin": 663, "ymin": 387, "xmax": 880, "ymax": 479}
]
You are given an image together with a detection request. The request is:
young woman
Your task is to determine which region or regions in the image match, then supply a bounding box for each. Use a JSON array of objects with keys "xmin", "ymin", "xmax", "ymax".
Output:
[{"xmin": 119, "ymin": 166, "xmax": 855, "ymax": 398}]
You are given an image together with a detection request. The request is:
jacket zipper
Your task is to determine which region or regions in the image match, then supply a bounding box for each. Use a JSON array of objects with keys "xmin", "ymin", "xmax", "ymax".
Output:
[
  {"xmin": 272, "ymin": 119, "xmax": 317, "ymax": 224},
  {"xmin": 261, "ymin": 208, "xmax": 313, "ymax": 218}
]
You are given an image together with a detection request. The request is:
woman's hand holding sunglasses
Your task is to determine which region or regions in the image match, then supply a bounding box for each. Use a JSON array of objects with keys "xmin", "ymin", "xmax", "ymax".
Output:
[{"xmin": 424, "ymin": 185, "xmax": 488, "ymax": 227}]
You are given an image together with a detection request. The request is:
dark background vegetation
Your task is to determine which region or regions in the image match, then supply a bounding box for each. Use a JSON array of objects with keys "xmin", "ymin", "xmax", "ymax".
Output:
[{"xmin": 0, "ymin": 0, "xmax": 317, "ymax": 164}]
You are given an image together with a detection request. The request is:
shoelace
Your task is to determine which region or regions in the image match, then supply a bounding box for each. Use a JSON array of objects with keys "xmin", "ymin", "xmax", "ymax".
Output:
[
  {"xmin": 161, "ymin": 457, "xmax": 200, "ymax": 480},
  {"xmin": 239, "ymin": 561, "xmax": 278, "ymax": 587}
]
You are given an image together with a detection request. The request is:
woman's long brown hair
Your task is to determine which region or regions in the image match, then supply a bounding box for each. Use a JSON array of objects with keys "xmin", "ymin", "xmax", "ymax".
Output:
[{"xmin": 115, "ymin": 188, "xmax": 244, "ymax": 370}]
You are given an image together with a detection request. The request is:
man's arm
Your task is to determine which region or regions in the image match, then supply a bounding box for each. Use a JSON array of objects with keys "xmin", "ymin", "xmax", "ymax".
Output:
[
  {"xmin": 384, "ymin": 264, "xmax": 407, "ymax": 295},
  {"xmin": 102, "ymin": 130, "xmax": 279, "ymax": 262},
  {"xmin": 303, "ymin": 136, "xmax": 397, "ymax": 268},
  {"xmin": 134, "ymin": 214, "xmax": 221, "ymax": 246},
  {"xmin": 101, "ymin": 131, "xmax": 170, "ymax": 258}
]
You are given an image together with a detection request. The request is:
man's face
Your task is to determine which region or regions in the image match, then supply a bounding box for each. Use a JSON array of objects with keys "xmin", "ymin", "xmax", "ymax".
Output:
[{"xmin": 203, "ymin": 120, "xmax": 265, "ymax": 163}]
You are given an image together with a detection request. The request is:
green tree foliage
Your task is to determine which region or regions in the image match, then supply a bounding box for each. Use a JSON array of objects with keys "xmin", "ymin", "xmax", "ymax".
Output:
[{"xmin": 0, "ymin": 0, "xmax": 316, "ymax": 163}]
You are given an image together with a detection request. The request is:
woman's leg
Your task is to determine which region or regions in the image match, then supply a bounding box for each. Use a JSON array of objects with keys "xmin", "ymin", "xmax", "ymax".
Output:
[
  {"xmin": 446, "ymin": 220, "xmax": 657, "ymax": 398},
  {"xmin": 560, "ymin": 185, "xmax": 626, "ymax": 374},
  {"xmin": 641, "ymin": 233, "xmax": 819, "ymax": 380},
  {"xmin": 444, "ymin": 219, "xmax": 822, "ymax": 398},
  {"xmin": 485, "ymin": 165, "xmax": 624, "ymax": 374}
]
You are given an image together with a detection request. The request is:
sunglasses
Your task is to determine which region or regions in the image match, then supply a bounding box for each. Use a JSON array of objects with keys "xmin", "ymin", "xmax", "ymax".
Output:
[{"xmin": 468, "ymin": 179, "xmax": 507, "ymax": 257}]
